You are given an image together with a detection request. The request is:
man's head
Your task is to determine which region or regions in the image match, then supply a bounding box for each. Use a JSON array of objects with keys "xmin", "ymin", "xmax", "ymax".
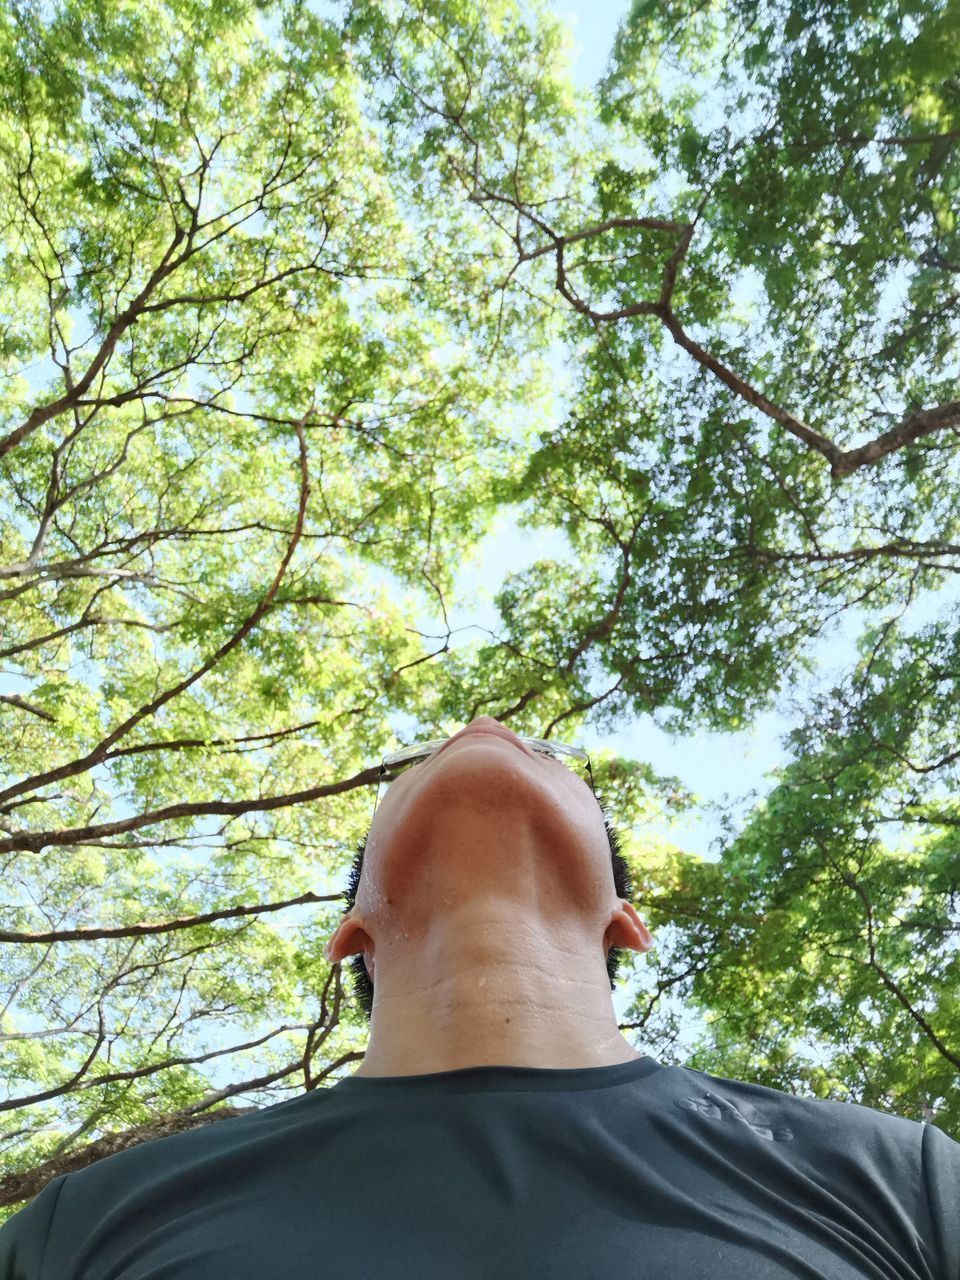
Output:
[{"xmin": 324, "ymin": 716, "xmax": 654, "ymax": 1027}]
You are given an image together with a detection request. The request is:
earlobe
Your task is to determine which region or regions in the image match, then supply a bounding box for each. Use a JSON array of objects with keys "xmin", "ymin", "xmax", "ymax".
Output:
[
  {"xmin": 324, "ymin": 914, "xmax": 372, "ymax": 964},
  {"xmin": 323, "ymin": 918, "xmax": 347, "ymax": 962},
  {"xmin": 607, "ymin": 901, "xmax": 654, "ymax": 954}
]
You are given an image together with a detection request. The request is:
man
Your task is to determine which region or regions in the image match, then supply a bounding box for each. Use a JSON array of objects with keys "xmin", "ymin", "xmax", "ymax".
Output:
[
  {"xmin": 2, "ymin": 716, "xmax": 958, "ymax": 1278},
  {"xmin": 324, "ymin": 713, "xmax": 655, "ymax": 1075}
]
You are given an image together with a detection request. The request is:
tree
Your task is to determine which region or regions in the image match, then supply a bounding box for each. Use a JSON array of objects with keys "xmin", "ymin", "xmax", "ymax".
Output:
[{"xmin": 1, "ymin": 0, "xmax": 957, "ymax": 1219}]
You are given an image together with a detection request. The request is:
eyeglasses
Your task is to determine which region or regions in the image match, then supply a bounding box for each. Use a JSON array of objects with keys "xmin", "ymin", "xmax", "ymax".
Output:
[{"xmin": 370, "ymin": 735, "xmax": 595, "ymax": 824}]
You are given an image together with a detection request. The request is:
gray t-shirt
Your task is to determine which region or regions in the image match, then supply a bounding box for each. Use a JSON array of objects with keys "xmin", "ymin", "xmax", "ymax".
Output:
[{"xmin": 2, "ymin": 1055, "xmax": 958, "ymax": 1278}]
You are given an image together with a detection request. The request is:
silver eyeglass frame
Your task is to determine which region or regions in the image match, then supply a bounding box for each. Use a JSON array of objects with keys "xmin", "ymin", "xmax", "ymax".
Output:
[{"xmin": 370, "ymin": 735, "xmax": 595, "ymax": 823}]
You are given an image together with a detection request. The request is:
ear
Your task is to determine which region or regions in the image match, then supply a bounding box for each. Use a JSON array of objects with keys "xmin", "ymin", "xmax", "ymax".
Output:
[
  {"xmin": 324, "ymin": 913, "xmax": 374, "ymax": 970},
  {"xmin": 603, "ymin": 901, "xmax": 654, "ymax": 955}
]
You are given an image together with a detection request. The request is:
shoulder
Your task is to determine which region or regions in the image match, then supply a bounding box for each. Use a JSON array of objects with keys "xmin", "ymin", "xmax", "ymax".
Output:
[
  {"xmin": 0, "ymin": 1092, "xmax": 316, "ymax": 1277},
  {"xmin": 666, "ymin": 1065, "xmax": 959, "ymax": 1280},
  {"xmin": 669, "ymin": 1062, "xmax": 931, "ymax": 1154},
  {"xmin": 0, "ymin": 1173, "xmax": 71, "ymax": 1276},
  {"xmin": 18, "ymin": 1093, "xmax": 308, "ymax": 1225}
]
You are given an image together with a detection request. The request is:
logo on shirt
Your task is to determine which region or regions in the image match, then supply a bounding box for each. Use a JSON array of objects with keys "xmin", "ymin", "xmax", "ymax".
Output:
[{"xmin": 675, "ymin": 1091, "xmax": 794, "ymax": 1142}]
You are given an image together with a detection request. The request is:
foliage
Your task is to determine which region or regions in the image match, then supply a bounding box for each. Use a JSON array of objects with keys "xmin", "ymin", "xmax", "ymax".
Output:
[{"xmin": 1, "ymin": 0, "xmax": 958, "ymax": 1216}]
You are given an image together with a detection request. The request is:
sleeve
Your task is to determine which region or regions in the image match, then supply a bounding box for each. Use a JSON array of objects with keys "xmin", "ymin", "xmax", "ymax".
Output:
[
  {"xmin": 0, "ymin": 1175, "xmax": 69, "ymax": 1280},
  {"xmin": 922, "ymin": 1121, "xmax": 960, "ymax": 1280}
]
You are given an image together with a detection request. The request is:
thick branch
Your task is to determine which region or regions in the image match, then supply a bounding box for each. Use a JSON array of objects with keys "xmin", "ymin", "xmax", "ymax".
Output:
[
  {"xmin": 0, "ymin": 694, "xmax": 56, "ymax": 723},
  {"xmin": 0, "ymin": 760, "xmax": 382, "ymax": 854},
  {"xmin": 0, "ymin": 890, "xmax": 342, "ymax": 944}
]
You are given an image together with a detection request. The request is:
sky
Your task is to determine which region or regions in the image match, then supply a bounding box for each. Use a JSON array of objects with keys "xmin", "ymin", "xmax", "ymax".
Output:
[
  {"xmin": 0, "ymin": 0, "xmax": 907, "ymax": 868},
  {"xmin": 4, "ymin": 0, "xmax": 952, "ymax": 918},
  {"xmin": 3, "ymin": 0, "xmax": 956, "ymax": 1076},
  {"xmin": 555, "ymin": 0, "xmax": 631, "ymax": 85}
]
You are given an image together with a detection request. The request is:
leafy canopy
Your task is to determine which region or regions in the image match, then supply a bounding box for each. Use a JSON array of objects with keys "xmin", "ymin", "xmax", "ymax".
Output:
[{"xmin": 0, "ymin": 0, "xmax": 958, "ymax": 1213}]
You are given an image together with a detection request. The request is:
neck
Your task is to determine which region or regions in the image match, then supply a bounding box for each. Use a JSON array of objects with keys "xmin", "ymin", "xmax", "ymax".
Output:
[{"xmin": 352, "ymin": 915, "xmax": 641, "ymax": 1078}]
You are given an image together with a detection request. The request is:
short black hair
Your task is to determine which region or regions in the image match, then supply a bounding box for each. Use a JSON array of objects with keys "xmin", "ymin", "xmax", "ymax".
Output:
[{"xmin": 336, "ymin": 798, "xmax": 638, "ymax": 1023}]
